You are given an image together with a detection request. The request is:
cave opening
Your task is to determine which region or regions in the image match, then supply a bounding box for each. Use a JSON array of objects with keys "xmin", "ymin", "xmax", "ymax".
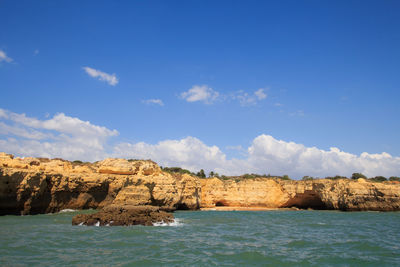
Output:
[
  {"xmin": 215, "ymin": 201, "xmax": 226, "ymax": 207},
  {"xmin": 174, "ymin": 203, "xmax": 189, "ymax": 210},
  {"xmin": 282, "ymin": 190, "xmax": 328, "ymax": 210}
]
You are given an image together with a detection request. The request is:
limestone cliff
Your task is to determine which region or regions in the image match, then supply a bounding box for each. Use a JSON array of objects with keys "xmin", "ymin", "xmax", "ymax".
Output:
[
  {"xmin": 0, "ymin": 153, "xmax": 200, "ymax": 215},
  {"xmin": 201, "ymin": 177, "xmax": 400, "ymax": 211},
  {"xmin": 1, "ymin": 152, "xmax": 399, "ymax": 215}
]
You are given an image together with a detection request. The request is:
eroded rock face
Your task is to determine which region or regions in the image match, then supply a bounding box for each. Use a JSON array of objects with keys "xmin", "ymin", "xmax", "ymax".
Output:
[
  {"xmin": 0, "ymin": 153, "xmax": 200, "ymax": 215},
  {"xmin": 72, "ymin": 205, "xmax": 174, "ymax": 226},
  {"xmin": 1, "ymin": 152, "xmax": 400, "ymax": 214},
  {"xmin": 201, "ymin": 177, "xmax": 400, "ymax": 211},
  {"xmin": 200, "ymin": 178, "xmax": 287, "ymax": 208}
]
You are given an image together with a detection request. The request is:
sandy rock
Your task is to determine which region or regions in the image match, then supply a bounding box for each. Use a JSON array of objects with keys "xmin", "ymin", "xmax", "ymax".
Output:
[
  {"xmin": 1, "ymin": 152, "xmax": 400, "ymax": 215},
  {"xmin": 201, "ymin": 178, "xmax": 287, "ymax": 208},
  {"xmin": 201, "ymin": 177, "xmax": 400, "ymax": 211},
  {"xmin": 0, "ymin": 153, "xmax": 200, "ymax": 215},
  {"xmin": 97, "ymin": 158, "xmax": 161, "ymax": 176}
]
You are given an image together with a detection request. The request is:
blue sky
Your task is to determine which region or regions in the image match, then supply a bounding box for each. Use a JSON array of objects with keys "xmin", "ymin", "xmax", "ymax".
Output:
[{"xmin": 1, "ymin": 0, "xmax": 400, "ymax": 178}]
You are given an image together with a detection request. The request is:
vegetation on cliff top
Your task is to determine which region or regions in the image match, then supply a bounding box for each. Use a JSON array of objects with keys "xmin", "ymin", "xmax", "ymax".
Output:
[
  {"xmin": 15, "ymin": 155, "xmax": 400, "ymax": 183},
  {"xmin": 143, "ymin": 165, "xmax": 400, "ymax": 183}
]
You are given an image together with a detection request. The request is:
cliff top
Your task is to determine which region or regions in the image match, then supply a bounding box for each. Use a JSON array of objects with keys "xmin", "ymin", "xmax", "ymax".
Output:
[{"xmin": 1, "ymin": 152, "xmax": 399, "ymax": 185}]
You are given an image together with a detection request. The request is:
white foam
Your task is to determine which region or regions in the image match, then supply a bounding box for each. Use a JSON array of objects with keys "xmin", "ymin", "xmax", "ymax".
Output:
[
  {"xmin": 153, "ymin": 218, "xmax": 183, "ymax": 227},
  {"xmin": 58, "ymin": 209, "xmax": 76, "ymax": 213},
  {"xmin": 95, "ymin": 221, "xmax": 100, "ymax": 227},
  {"xmin": 78, "ymin": 222, "xmax": 84, "ymax": 226}
]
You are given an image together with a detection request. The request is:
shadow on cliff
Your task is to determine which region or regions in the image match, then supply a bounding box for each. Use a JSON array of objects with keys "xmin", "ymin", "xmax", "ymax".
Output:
[{"xmin": 281, "ymin": 190, "xmax": 328, "ymax": 210}]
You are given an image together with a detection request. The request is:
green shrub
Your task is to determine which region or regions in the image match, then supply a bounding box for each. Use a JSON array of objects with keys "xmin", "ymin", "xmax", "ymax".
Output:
[
  {"xmin": 302, "ymin": 176, "xmax": 314, "ymax": 181},
  {"xmin": 242, "ymin": 173, "xmax": 256, "ymax": 179},
  {"xmin": 196, "ymin": 169, "xmax": 206, "ymax": 178},
  {"xmin": 370, "ymin": 176, "xmax": 387, "ymax": 182},
  {"xmin": 351, "ymin": 173, "xmax": 367, "ymax": 180},
  {"xmin": 161, "ymin": 166, "xmax": 194, "ymax": 176},
  {"xmin": 389, "ymin": 176, "xmax": 400, "ymax": 182},
  {"xmin": 325, "ymin": 175, "xmax": 347, "ymax": 180}
]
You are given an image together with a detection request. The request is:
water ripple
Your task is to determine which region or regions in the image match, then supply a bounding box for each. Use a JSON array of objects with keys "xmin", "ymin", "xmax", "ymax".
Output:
[{"xmin": 1, "ymin": 210, "xmax": 399, "ymax": 266}]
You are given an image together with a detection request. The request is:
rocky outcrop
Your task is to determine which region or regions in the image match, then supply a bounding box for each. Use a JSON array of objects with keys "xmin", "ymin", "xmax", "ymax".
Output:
[
  {"xmin": 201, "ymin": 177, "xmax": 400, "ymax": 211},
  {"xmin": 0, "ymin": 153, "xmax": 200, "ymax": 215},
  {"xmin": 1, "ymin": 152, "xmax": 399, "ymax": 215},
  {"xmin": 201, "ymin": 178, "xmax": 288, "ymax": 208},
  {"xmin": 72, "ymin": 205, "xmax": 174, "ymax": 226}
]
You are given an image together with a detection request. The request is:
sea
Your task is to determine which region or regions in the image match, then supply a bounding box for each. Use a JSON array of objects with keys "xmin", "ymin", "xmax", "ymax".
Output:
[{"xmin": 1, "ymin": 210, "xmax": 399, "ymax": 266}]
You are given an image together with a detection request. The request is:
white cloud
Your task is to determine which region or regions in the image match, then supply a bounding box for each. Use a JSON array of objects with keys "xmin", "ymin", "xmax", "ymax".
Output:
[
  {"xmin": 113, "ymin": 137, "xmax": 230, "ymax": 173},
  {"xmin": 83, "ymin": 66, "xmax": 118, "ymax": 86},
  {"xmin": 142, "ymin": 99, "xmax": 164, "ymax": 106},
  {"xmin": 246, "ymin": 135, "xmax": 400, "ymax": 178},
  {"xmin": 254, "ymin": 88, "xmax": 267, "ymax": 100},
  {"xmin": 0, "ymin": 50, "xmax": 13, "ymax": 63},
  {"xmin": 0, "ymin": 122, "xmax": 49, "ymax": 140},
  {"xmin": 233, "ymin": 88, "xmax": 268, "ymax": 106},
  {"xmin": 180, "ymin": 86, "xmax": 268, "ymax": 106},
  {"xmin": 34, "ymin": 49, "xmax": 39, "ymax": 56},
  {"xmin": 113, "ymin": 134, "xmax": 400, "ymax": 179},
  {"xmin": 180, "ymin": 85, "xmax": 219, "ymax": 104},
  {"xmin": 0, "ymin": 108, "xmax": 118, "ymax": 161},
  {"xmin": 1, "ymin": 108, "xmax": 399, "ymax": 178}
]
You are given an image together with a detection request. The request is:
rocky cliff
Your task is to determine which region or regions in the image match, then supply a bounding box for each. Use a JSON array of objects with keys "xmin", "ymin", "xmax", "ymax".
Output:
[
  {"xmin": 201, "ymin": 177, "xmax": 400, "ymax": 211},
  {"xmin": 0, "ymin": 153, "xmax": 199, "ymax": 215},
  {"xmin": 1, "ymin": 152, "xmax": 399, "ymax": 215}
]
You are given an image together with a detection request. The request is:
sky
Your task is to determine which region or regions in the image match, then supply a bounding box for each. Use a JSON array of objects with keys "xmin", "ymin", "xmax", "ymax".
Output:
[{"xmin": 1, "ymin": 0, "xmax": 400, "ymax": 179}]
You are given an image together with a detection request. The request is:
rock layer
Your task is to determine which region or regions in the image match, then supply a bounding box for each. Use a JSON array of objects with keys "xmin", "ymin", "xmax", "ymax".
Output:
[
  {"xmin": 1, "ymin": 152, "xmax": 400, "ymax": 215},
  {"xmin": 201, "ymin": 177, "xmax": 400, "ymax": 211},
  {"xmin": 0, "ymin": 153, "xmax": 199, "ymax": 215}
]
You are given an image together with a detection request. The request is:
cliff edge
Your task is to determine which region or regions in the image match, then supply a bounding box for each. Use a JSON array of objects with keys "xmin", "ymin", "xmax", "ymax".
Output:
[
  {"xmin": 201, "ymin": 177, "xmax": 400, "ymax": 211},
  {"xmin": 0, "ymin": 153, "xmax": 199, "ymax": 215},
  {"xmin": 1, "ymin": 152, "xmax": 399, "ymax": 215}
]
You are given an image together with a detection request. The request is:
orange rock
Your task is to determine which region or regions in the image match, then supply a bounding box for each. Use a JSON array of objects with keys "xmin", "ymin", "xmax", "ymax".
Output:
[{"xmin": 1, "ymin": 152, "xmax": 399, "ymax": 215}]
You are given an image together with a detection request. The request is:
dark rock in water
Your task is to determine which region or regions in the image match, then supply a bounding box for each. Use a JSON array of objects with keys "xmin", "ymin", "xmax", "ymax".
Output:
[{"xmin": 72, "ymin": 205, "xmax": 174, "ymax": 226}]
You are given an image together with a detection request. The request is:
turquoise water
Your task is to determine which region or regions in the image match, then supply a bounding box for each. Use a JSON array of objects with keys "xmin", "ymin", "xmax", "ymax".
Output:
[{"xmin": 1, "ymin": 210, "xmax": 399, "ymax": 266}]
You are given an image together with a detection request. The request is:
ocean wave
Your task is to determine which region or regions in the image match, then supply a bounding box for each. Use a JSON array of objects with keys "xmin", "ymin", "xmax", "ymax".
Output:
[
  {"xmin": 153, "ymin": 218, "xmax": 183, "ymax": 227},
  {"xmin": 58, "ymin": 209, "xmax": 77, "ymax": 213}
]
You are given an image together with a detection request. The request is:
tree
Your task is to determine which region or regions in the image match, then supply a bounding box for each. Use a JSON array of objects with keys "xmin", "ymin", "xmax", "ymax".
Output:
[
  {"xmin": 209, "ymin": 171, "xmax": 214, "ymax": 177},
  {"xmin": 370, "ymin": 176, "xmax": 387, "ymax": 182},
  {"xmin": 281, "ymin": 175, "xmax": 291, "ymax": 180},
  {"xmin": 197, "ymin": 169, "xmax": 206, "ymax": 178},
  {"xmin": 351, "ymin": 173, "xmax": 367, "ymax": 180},
  {"xmin": 302, "ymin": 176, "xmax": 313, "ymax": 181},
  {"xmin": 389, "ymin": 176, "xmax": 400, "ymax": 182}
]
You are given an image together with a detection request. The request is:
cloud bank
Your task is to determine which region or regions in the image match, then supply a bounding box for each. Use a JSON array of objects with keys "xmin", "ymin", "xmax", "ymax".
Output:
[
  {"xmin": 0, "ymin": 50, "xmax": 13, "ymax": 63},
  {"xmin": 1, "ymin": 108, "xmax": 399, "ymax": 178},
  {"xmin": 0, "ymin": 108, "xmax": 118, "ymax": 161},
  {"xmin": 83, "ymin": 66, "xmax": 118, "ymax": 86}
]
